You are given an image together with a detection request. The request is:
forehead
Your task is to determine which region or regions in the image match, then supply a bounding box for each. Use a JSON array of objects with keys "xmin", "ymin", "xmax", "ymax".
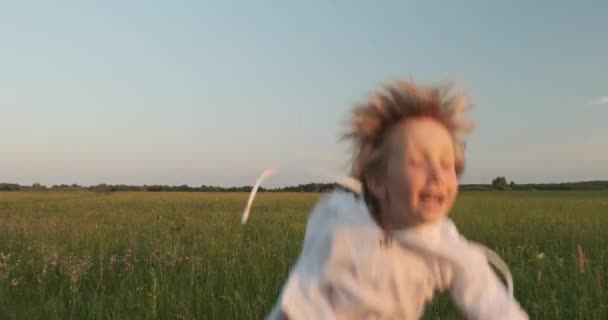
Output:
[{"xmin": 387, "ymin": 117, "xmax": 455, "ymax": 156}]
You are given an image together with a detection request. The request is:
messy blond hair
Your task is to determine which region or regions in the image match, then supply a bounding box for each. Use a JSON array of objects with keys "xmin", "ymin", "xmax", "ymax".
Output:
[{"xmin": 345, "ymin": 80, "xmax": 474, "ymax": 183}]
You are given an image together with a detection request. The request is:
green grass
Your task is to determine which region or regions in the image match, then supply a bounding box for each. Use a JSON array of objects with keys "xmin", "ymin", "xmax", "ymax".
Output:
[{"xmin": 0, "ymin": 191, "xmax": 606, "ymax": 319}]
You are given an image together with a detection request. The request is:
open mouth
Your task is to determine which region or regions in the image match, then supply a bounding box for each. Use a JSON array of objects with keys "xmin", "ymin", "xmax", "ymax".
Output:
[{"xmin": 419, "ymin": 192, "xmax": 445, "ymax": 207}]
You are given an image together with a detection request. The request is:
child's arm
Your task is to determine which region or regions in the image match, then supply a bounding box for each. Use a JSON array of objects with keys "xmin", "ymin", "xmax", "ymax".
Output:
[
  {"xmin": 267, "ymin": 191, "xmax": 387, "ymax": 320},
  {"xmin": 268, "ymin": 192, "xmax": 347, "ymax": 319},
  {"xmin": 449, "ymin": 240, "xmax": 529, "ymax": 320},
  {"xmin": 266, "ymin": 194, "xmax": 336, "ymax": 319}
]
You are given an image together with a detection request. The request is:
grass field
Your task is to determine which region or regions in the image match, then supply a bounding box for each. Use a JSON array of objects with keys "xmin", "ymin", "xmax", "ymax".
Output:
[{"xmin": 0, "ymin": 191, "xmax": 607, "ymax": 319}]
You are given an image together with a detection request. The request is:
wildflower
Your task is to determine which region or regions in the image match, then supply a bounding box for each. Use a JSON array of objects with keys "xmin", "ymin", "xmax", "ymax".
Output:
[
  {"xmin": 47, "ymin": 251, "xmax": 59, "ymax": 268},
  {"xmin": 10, "ymin": 277, "xmax": 22, "ymax": 287},
  {"xmin": 109, "ymin": 255, "xmax": 118, "ymax": 271}
]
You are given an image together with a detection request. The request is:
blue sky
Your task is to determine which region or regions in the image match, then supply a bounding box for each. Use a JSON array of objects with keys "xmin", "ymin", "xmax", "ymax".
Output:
[{"xmin": 1, "ymin": 1, "xmax": 607, "ymax": 187}]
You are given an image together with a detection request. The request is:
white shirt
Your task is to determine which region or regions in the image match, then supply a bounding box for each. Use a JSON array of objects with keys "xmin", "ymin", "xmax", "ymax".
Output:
[{"xmin": 267, "ymin": 190, "xmax": 528, "ymax": 320}]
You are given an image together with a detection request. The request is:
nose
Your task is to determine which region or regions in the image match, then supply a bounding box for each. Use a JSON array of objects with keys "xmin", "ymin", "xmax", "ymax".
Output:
[{"xmin": 428, "ymin": 162, "xmax": 442, "ymax": 182}]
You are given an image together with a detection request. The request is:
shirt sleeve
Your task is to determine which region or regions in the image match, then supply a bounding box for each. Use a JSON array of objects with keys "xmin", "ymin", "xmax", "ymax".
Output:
[
  {"xmin": 267, "ymin": 192, "xmax": 390, "ymax": 320},
  {"xmin": 266, "ymin": 192, "xmax": 346, "ymax": 320},
  {"xmin": 448, "ymin": 238, "xmax": 529, "ymax": 320}
]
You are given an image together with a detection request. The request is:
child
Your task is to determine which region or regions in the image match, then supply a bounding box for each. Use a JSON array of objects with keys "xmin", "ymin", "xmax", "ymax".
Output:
[{"xmin": 267, "ymin": 80, "xmax": 528, "ymax": 319}]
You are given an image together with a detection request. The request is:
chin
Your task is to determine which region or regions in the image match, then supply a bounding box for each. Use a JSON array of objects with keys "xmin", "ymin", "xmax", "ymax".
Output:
[{"xmin": 418, "ymin": 210, "xmax": 447, "ymax": 223}]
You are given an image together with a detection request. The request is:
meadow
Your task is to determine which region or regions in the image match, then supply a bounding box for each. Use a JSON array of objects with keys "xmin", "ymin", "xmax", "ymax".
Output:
[{"xmin": 0, "ymin": 190, "xmax": 606, "ymax": 319}]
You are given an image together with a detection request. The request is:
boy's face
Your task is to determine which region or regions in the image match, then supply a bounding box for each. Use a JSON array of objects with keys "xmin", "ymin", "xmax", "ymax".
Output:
[{"xmin": 379, "ymin": 117, "xmax": 458, "ymax": 228}]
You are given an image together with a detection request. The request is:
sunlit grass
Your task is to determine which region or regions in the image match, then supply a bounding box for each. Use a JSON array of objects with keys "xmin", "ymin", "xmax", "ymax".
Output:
[{"xmin": 0, "ymin": 191, "xmax": 606, "ymax": 319}]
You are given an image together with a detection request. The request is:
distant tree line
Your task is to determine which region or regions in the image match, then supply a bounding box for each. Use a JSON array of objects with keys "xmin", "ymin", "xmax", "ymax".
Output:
[
  {"xmin": 504, "ymin": 180, "xmax": 608, "ymax": 191},
  {"xmin": 460, "ymin": 177, "xmax": 608, "ymax": 191},
  {"xmin": 0, "ymin": 182, "xmax": 336, "ymax": 193},
  {"xmin": 2, "ymin": 180, "xmax": 608, "ymax": 193},
  {"xmin": 0, "ymin": 183, "xmax": 20, "ymax": 191},
  {"xmin": 272, "ymin": 183, "xmax": 334, "ymax": 193}
]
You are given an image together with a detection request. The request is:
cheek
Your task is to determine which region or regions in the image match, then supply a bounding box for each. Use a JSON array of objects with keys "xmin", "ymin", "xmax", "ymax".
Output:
[
  {"xmin": 446, "ymin": 173, "xmax": 459, "ymax": 200},
  {"xmin": 390, "ymin": 167, "xmax": 424, "ymax": 198}
]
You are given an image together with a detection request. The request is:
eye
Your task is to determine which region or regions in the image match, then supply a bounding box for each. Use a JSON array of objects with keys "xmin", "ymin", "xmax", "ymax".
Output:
[{"xmin": 407, "ymin": 158, "xmax": 424, "ymax": 168}]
